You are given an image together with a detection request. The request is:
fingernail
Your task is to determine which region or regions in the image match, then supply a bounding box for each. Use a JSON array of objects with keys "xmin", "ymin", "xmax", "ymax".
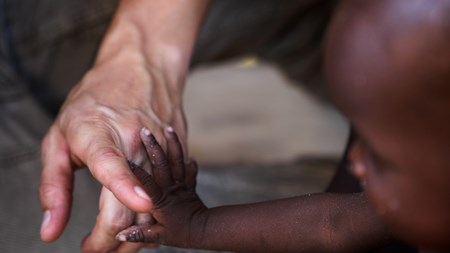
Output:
[
  {"xmin": 134, "ymin": 186, "xmax": 151, "ymax": 201},
  {"xmin": 142, "ymin": 127, "xmax": 151, "ymax": 136},
  {"xmin": 40, "ymin": 210, "xmax": 51, "ymax": 234},
  {"xmin": 164, "ymin": 126, "xmax": 174, "ymax": 138},
  {"xmin": 116, "ymin": 233, "xmax": 127, "ymax": 242},
  {"xmin": 115, "ymin": 228, "xmax": 142, "ymax": 242}
]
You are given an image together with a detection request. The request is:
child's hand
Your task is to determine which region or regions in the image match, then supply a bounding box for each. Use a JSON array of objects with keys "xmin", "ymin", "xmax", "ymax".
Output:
[{"xmin": 116, "ymin": 127, "xmax": 207, "ymax": 248}]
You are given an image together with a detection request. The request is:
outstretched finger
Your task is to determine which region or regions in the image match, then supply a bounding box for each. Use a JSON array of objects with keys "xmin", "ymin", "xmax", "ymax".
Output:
[
  {"xmin": 140, "ymin": 127, "xmax": 173, "ymax": 187},
  {"xmin": 164, "ymin": 127, "xmax": 185, "ymax": 183},
  {"xmin": 116, "ymin": 224, "xmax": 163, "ymax": 244},
  {"xmin": 40, "ymin": 125, "xmax": 74, "ymax": 242},
  {"xmin": 69, "ymin": 127, "xmax": 152, "ymax": 213},
  {"xmin": 81, "ymin": 187, "xmax": 133, "ymax": 252},
  {"xmin": 128, "ymin": 161, "xmax": 163, "ymax": 204}
]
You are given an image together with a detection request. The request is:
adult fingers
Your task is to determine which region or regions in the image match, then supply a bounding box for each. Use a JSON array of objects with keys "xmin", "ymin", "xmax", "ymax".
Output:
[
  {"xmin": 39, "ymin": 125, "xmax": 74, "ymax": 242},
  {"xmin": 135, "ymin": 212, "xmax": 155, "ymax": 225},
  {"xmin": 81, "ymin": 187, "xmax": 134, "ymax": 252},
  {"xmin": 140, "ymin": 128, "xmax": 173, "ymax": 187},
  {"xmin": 171, "ymin": 108, "xmax": 188, "ymax": 158},
  {"xmin": 164, "ymin": 127, "xmax": 185, "ymax": 183},
  {"xmin": 114, "ymin": 242, "xmax": 146, "ymax": 253},
  {"xmin": 70, "ymin": 126, "xmax": 152, "ymax": 213}
]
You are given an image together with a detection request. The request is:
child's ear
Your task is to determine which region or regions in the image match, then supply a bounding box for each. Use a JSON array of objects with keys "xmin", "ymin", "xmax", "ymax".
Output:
[
  {"xmin": 185, "ymin": 159, "xmax": 198, "ymax": 190},
  {"xmin": 349, "ymin": 140, "xmax": 367, "ymax": 180}
]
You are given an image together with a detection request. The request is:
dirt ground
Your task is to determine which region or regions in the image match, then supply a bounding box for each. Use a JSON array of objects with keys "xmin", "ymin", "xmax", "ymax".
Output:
[
  {"xmin": 183, "ymin": 59, "xmax": 350, "ymax": 210},
  {"xmin": 185, "ymin": 59, "xmax": 349, "ymax": 166}
]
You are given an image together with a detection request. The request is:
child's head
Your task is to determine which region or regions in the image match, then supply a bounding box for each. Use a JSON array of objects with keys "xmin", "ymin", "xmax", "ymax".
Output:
[{"xmin": 325, "ymin": 0, "xmax": 450, "ymax": 250}]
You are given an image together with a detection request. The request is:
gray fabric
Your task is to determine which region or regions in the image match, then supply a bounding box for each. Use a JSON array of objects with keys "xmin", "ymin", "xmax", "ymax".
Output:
[
  {"xmin": 0, "ymin": 58, "xmax": 100, "ymax": 252},
  {"xmin": 3, "ymin": 0, "xmax": 335, "ymax": 114},
  {"xmin": 2, "ymin": 0, "xmax": 119, "ymax": 115},
  {"xmin": 0, "ymin": 0, "xmax": 335, "ymax": 252},
  {"xmin": 193, "ymin": 0, "xmax": 337, "ymax": 98},
  {"xmin": 1, "ymin": 1, "xmax": 116, "ymax": 250}
]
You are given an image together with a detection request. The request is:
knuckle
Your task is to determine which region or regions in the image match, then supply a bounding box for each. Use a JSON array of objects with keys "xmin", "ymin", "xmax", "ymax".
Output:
[
  {"xmin": 39, "ymin": 182, "xmax": 71, "ymax": 206},
  {"xmin": 39, "ymin": 183, "xmax": 56, "ymax": 201},
  {"xmin": 107, "ymin": 172, "xmax": 132, "ymax": 193},
  {"xmin": 172, "ymin": 157, "xmax": 184, "ymax": 167},
  {"xmin": 100, "ymin": 218, "xmax": 129, "ymax": 234},
  {"xmin": 92, "ymin": 146, "xmax": 123, "ymax": 162},
  {"xmin": 88, "ymin": 147, "xmax": 124, "ymax": 175},
  {"xmin": 92, "ymin": 210, "xmax": 134, "ymax": 247},
  {"xmin": 152, "ymin": 157, "xmax": 170, "ymax": 169}
]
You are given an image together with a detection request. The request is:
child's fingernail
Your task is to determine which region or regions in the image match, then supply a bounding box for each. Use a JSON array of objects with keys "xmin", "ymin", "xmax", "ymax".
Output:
[
  {"xmin": 116, "ymin": 228, "xmax": 143, "ymax": 242},
  {"xmin": 116, "ymin": 233, "xmax": 127, "ymax": 242},
  {"xmin": 142, "ymin": 127, "xmax": 151, "ymax": 136},
  {"xmin": 134, "ymin": 186, "xmax": 151, "ymax": 201},
  {"xmin": 40, "ymin": 210, "xmax": 51, "ymax": 235}
]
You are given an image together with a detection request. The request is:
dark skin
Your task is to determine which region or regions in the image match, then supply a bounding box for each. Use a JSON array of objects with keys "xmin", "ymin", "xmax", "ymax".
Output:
[
  {"xmin": 117, "ymin": 127, "xmax": 388, "ymax": 253},
  {"xmin": 326, "ymin": 0, "xmax": 450, "ymax": 250},
  {"xmin": 116, "ymin": 0, "xmax": 450, "ymax": 252}
]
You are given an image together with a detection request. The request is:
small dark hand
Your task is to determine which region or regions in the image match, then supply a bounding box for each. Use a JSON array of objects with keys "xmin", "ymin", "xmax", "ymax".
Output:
[{"xmin": 116, "ymin": 127, "xmax": 206, "ymax": 248}]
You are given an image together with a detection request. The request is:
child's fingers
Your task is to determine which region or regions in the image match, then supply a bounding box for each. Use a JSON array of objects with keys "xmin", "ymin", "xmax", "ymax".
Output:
[
  {"xmin": 128, "ymin": 161, "xmax": 163, "ymax": 205},
  {"xmin": 116, "ymin": 224, "xmax": 163, "ymax": 244},
  {"xmin": 185, "ymin": 159, "xmax": 198, "ymax": 190},
  {"xmin": 164, "ymin": 127, "xmax": 185, "ymax": 183},
  {"xmin": 140, "ymin": 128, "xmax": 174, "ymax": 187}
]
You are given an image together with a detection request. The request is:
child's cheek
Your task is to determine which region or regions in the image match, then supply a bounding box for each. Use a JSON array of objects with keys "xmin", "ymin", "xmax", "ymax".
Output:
[{"xmin": 362, "ymin": 167, "xmax": 398, "ymax": 219}]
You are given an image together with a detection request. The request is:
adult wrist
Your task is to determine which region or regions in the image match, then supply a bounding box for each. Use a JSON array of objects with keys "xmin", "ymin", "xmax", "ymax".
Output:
[
  {"xmin": 91, "ymin": 17, "xmax": 185, "ymax": 108},
  {"xmin": 109, "ymin": 0, "xmax": 210, "ymax": 92}
]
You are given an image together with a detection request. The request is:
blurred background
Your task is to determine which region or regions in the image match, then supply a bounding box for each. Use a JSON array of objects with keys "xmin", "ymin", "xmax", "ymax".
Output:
[{"xmin": 185, "ymin": 58, "xmax": 349, "ymax": 207}]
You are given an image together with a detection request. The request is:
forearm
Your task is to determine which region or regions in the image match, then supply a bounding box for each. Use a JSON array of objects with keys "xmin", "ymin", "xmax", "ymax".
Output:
[
  {"xmin": 191, "ymin": 192, "xmax": 390, "ymax": 253},
  {"xmin": 93, "ymin": 0, "xmax": 210, "ymax": 102}
]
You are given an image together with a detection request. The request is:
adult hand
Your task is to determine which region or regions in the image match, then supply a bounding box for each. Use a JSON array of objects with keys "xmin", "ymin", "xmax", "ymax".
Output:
[
  {"xmin": 39, "ymin": 51, "xmax": 187, "ymax": 252},
  {"xmin": 39, "ymin": 0, "xmax": 209, "ymax": 251}
]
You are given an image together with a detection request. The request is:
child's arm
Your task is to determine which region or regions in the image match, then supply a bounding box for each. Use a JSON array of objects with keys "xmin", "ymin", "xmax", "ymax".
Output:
[{"xmin": 117, "ymin": 127, "xmax": 390, "ymax": 252}]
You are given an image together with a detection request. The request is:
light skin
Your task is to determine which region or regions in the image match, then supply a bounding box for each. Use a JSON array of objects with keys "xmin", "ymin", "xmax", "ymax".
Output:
[
  {"xmin": 118, "ymin": 0, "xmax": 450, "ymax": 252},
  {"xmin": 39, "ymin": 0, "xmax": 209, "ymax": 252}
]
